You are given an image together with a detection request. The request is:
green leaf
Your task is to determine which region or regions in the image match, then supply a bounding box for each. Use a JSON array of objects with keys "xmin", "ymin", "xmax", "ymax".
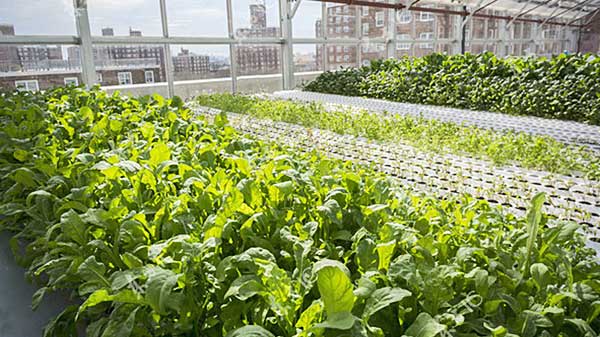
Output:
[
  {"xmin": 362, "ymin": 287, "xmax": 411, "ymax": 320},
  {"xmin": 77, "ymin": 256, "xmax": 111, "ymax": 294},
  {"xmin": 225, "ymin": 325, "xmax": 275, "ymax": 337},
  {"xmin": 144, "ymin": 267, "xmax": 181, "ymax": 315},
  {"xmin": 524, "ymin": 192, "xmax": 545, "ymax": 274},
  {"xmin": 60, "ymin": 210, "xmax": 87, "ymax": 245},
  {"xmin": 530, "ymin": 263, "xmax": 549, "ymax": 290},
  {"xmin": 404, "ymin": 313, "xmax": 446, "ymax": 337},
  {"xmin": 149, "ymin": 142, "xmax": 171, "ymax": 167},
  {"xmin": 100, "ymin": 307, "xmax": 139, "ymax": 337},
  {"xmin": 225, "ymin": 275, "xmax": 264, "ymax": 300},
  {"xmin": 314, "ymin": 259, "xmax": 356, "ymax": 316},
  {"xmin": 314, "ymin": 311, "xmax": 358, "ymax": 330}
]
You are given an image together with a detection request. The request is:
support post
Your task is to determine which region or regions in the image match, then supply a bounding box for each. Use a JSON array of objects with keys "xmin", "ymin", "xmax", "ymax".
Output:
[
  {"xmin": 73, "ymin": 0, "xmax": 96, "ymax": 88},
  {"xmin": 159, "ymin": 0, "xmax": 175, "ymax": 98},
  {"xmin": 321, "ymin": 2, "xmax": 328, "ymax": 70},
  {"xmin": 280, "ymin": 0, "xmax": 295, "ymax": 89},
  {"xmin": 226, "ymin": 0, "xmax": 238, "ymax": 93},
  {"xmin": 356, "ymin": 4, "xmax": 362, "ymax": 66},
  {"xmin": 387, "ymin": 0, "xmax": 397, "ymax": 58},
  {"xmin": 461, "ymin": 5, "xmax": 467, "ymax": 53}
]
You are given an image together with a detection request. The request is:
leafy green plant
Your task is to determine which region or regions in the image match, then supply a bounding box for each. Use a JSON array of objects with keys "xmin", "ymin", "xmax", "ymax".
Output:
[
  {"xmin": 304, "ymin": 52, "xmax": 600, "ymax": 125},
  {"xmin": 1, "ymin": 87, "xmax": 599, "ymax": 337},
  {"xmin": 196, "ymin": 93, "xmax": 600, "ymax": 180}
]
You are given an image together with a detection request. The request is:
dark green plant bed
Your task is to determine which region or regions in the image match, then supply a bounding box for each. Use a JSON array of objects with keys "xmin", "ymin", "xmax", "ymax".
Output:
[{"xmin": 304, "ymin": 52, "xmax": 600, "ymax": 125}]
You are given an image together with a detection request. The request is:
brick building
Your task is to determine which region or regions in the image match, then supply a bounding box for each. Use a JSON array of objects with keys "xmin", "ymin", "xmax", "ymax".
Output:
[
  {"xmin": 235, "ymin": 0, "xmax": 281, "ymax": 75},
  {"xmin": 172, "ymin": 48, "xmax": 212, "ymax": 80}
]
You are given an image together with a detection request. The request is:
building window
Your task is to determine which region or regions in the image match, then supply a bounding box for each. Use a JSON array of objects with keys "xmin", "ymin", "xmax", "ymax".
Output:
[
  {"xmin": 15, "ymin": 80, "xmax": 39, "ymax": 91},
  {"xmin": 362, "ymin": 22, "xmax": 370, "ymax": 35},
  {"xmin": 96, "ymin": 72, "xmax": 103, "ymax": 83},
  {"xmin": 117, "ymin": 72, "xmax": 133, "ymax": 85},
  {"xmin": 397, "ymin": 33, "xmax": 412, "ymax": 50},
  {"xmin": 398, "ymin": 11, "xmax": 412, "ymax": 24},
  {"xmin": 64, "ymin": 77, "xmax": 79, "ymax": 86},
  {"xmin": 362, "ymin": 6, "xmax": 369, "ymax": 16},
  {"xmin": 375, "ymin": 11, "xmax": 385, "ymax": 27},
  {"xmin": 419, "ymin": 32, "xmax": 434, "ymax": 49},
  {"xmin": 144, "ymin": 70, "xmax": 155, "ymax": 83},
  {"xmin": 419, "ymin": 12, "xmax": 434, "ymax": 22}
]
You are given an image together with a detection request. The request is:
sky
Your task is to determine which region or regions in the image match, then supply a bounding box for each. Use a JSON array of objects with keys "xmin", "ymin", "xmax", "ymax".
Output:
[{"xmin": 0, "ymin": 0, "xmax": 323, "ymax": 57}]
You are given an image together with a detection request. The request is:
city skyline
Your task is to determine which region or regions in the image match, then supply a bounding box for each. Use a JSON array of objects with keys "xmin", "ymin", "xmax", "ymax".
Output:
[{"xmin": 0, "ymin": 0, "xmax": 323, "ymax": 57}]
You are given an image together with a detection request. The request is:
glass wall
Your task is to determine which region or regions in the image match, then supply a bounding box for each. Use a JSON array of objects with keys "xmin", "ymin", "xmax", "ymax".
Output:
[
  {"xmin": 0, "ymin": 0, "xmax": 76, "ymax": 35},
  {"xmin": 167, "ymin": 0, "xmax": 228, "ymax": 37},
  {"xmin": 0, "ymin": 0, "xmax": 583, "ymax": 96},
  {"xmin": 88, "ymin": 0, "xmax": 163, "ymax": 36},
  {"xmin": 0, "ymin": 45, "xmax": 81, "ymax": 91}
]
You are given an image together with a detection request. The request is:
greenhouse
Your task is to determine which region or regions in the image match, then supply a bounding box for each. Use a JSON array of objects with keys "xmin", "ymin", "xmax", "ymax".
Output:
[{"xmin": 1, "ymin": 0, "xmax": 600, "ymax": 336}]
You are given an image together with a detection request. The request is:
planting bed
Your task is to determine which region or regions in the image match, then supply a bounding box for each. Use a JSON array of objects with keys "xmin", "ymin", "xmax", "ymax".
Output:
[
  {"xmin": 2, "ymin": 87, "xmax": 600, "ymax": 337},
  {"xmin": 272, "ymin": 91, "xmax": 600, "ymax": 152},
  {"xmin": 194, "ymin": 105, "xmax": 600, "ymax": 240}
]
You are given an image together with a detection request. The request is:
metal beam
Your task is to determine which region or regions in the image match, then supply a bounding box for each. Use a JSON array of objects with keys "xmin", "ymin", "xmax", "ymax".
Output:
[
  {"xmin": 582, "ymin": 7, "xmax": 600, "ymax": 26},
  {"xmin": 290, "ymin": 0, "xmax": 304, "ymax": 19},
  {"xmin": 541, "ymin": 0, "xmax": 595, "ymax": 25},
  {"xmin": 0, "ymin": 35, "xmax": 79, "ymax": 45},
  {"xmin": 462, "ymin": 0, "xmax": 486, "ymax": 30},
  {"xmin": 226, "ymin": 0, "xmax": 238, "ymax": 93},
  {"xmin": 91, "ymin": 36, "xmax": 283, "ymax": 45},
  {"xmin": 73, "ymin": 0, "xmax": 96, "ymax": 88},
  {"xmin": 308, "ymin": 0, "xmax": 584, "ymax": 27},
  {"xmin": 159, "ymin": 0, "xmax": 175, "ymax": 98},
  {"xmin": 280, "ymin": 0, "xmax": 295, "ymax": 89}
]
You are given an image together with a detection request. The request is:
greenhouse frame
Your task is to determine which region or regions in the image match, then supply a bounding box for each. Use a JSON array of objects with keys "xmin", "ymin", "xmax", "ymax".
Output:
[{"xmin": 0, "ymin": 0, "xmax": 598, "ymax": 96}]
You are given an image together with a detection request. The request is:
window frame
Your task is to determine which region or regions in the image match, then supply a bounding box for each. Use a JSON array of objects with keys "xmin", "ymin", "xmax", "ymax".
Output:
[
  {"xmin": 15, "ymin": 80, "xmax": 39, "ymax": 91},
  {"xmin": 64, "ymin": 77, "xmax": 79, "ymax": 86},
  {"xmin": 117, "ymin": 71, "xmax": 133, "ymax": 85},
  {"xmin": 375, "ymin": 11, "xmax": 385, "ymax": 27},
  {"xmin": 398, "ymin": 11, "xmax": 412, "ymax": 24},
  {"xmin": 144, "ymin": 70, "xmax": 155, "ymax": 83},
  {"xmin": 419, "ymin": 11, "xmax": 435, "ymax": 22}
]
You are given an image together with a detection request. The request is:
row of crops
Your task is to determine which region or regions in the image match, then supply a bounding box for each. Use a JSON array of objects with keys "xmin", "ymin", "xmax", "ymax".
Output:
[
  {"xmin": 1, "ymin": 87, "xmax": 600, "ymax": 337},
  {"xmin": 303, "ymin": 52, "xmax": 600, "ymax": 125}
]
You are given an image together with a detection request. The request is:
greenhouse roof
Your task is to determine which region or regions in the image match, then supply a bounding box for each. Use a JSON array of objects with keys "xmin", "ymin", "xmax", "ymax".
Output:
[{"xmin": 308, "ymin": 0, "xmax": 600, "ymax": 26}]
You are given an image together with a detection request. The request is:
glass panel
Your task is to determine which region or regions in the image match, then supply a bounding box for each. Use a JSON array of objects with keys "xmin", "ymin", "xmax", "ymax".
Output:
[
  {"xmin": 167, "ymin": 0, "xmax": 228, "ymax": 37},
  {"xmin": 361, "ymin": 6, "xmax": 385, "ymax": 38},
  {"xmin": 233, "ymin": 0, "xmax": 280, "ymax": 39},
  {"xmin": 0, "ymin": 45, "xmax": 81, "ymax": 91},
  {"xmin": 325, "ymin": 3, "xmax": 357, "ymax": 38},
  {"xmin": 294, "ymin": 44, "xmax": 321, "ymax": 72},
  {"xmin": 360, "ymin": 42, "xmax": 385, "ymax": 66},
  {"xmin": 487, "ymin": 16, "xmax": 499, "ymax": 40},
  {"xmin": 293, "ymin": 1, "xmax": 322, "ymax": 38},
  {"xmin": 472, "ymin": 17, "xmax": 486, "ymax": 39},
  {"xmin": 326, "ymin": 45, "xmax": 357, "ymax": 70},
  {"xmin": 0, "ymin": 0, "xmax": 76, "ymax": 35},
  {"xmin": 396, "ymin": 32, "xmax": 413, "ymax": 57},
  {"xmin": 170, "ymin": 44, "xmax": 231, "ymax": 99},
  {"xmin": 436, "ymin": 7, "xmax": 455, "ymax": 40},
  {"xmin": 236, "ymin": 44, "xmax": 280, "ymax": 76},
  {"xmin": 92, "ymin": 44, "xmax": 166, "ymax": 90},
  {"xmin": 88, "ymin": 0, "xmax": 162, "ymax": 36}
]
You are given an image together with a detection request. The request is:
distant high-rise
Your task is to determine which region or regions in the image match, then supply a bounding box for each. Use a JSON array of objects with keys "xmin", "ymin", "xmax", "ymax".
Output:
[
  {"xmin": 0, "ymin": 24, "xmax": 18, "ymax": 70},
  {"xmin": 129, "ymin": 27, "xmax": 142, "ymax": 37},
  {"xmin": 101, "ymin": 27, "xmax": 114, "ymax": 36},
  {"xmin": 249, "ymin": 0, "xmax": 267, "ymax": 29},
  {"xmin": 0, "ymin": 24, "xmax": 16, "ymax": 36}
]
